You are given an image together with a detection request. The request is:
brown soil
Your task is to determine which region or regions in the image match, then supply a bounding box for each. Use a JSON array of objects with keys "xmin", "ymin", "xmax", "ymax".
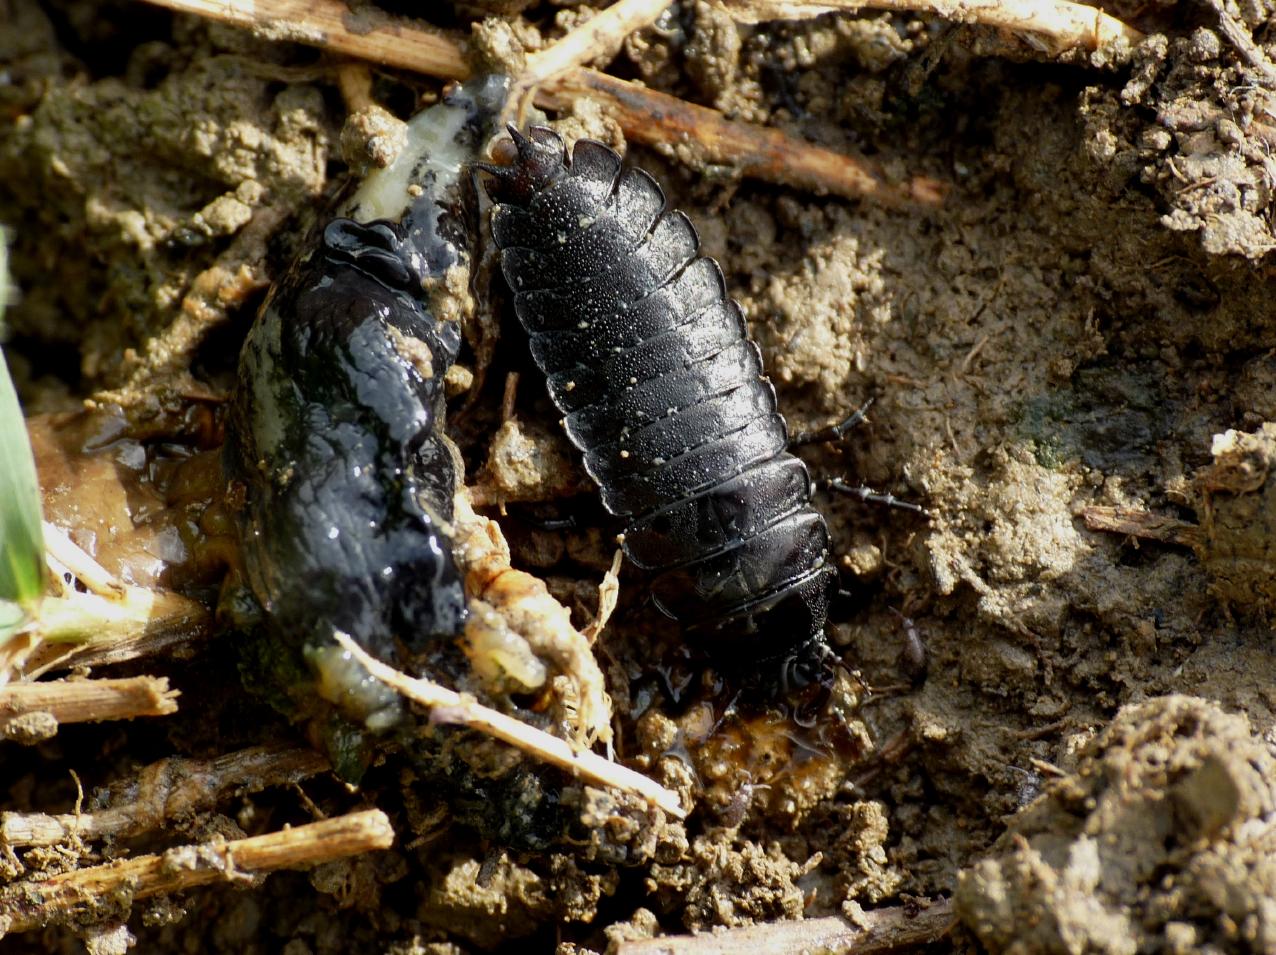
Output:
[{"xmin": 3, "ymin": 0, "xmax": 1276, "ymax": 952}]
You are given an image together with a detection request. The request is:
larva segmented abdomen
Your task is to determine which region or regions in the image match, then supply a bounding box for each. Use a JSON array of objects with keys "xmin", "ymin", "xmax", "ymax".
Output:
[{"xmin": 484, "ymin": 128, "xmax": 836, "ymax": 659}]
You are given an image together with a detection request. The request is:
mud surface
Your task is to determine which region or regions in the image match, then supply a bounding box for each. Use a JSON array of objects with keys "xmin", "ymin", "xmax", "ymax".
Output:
[
  {"xmin": 3, "ymin": 0, "xmax": 1276, "ymax": 952},
  {"xmin": 957, "ymin": 695, "xmax": 1276, "ymax": 953}
]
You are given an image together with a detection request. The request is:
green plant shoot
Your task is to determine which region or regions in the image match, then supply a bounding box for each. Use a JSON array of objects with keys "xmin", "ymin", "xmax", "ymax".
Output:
[{"xmin": 0, "ymin": 237, "xmax": 46, "ymax": 640}]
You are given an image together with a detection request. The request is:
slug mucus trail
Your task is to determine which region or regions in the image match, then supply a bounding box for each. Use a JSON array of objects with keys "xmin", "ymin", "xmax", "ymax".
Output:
[
  {"xmin": 481, "ymin": 127, "xmax": 838, "ymax": 677},
  {"xmin": 225, "ymin": 79, "xmax": 506, "ymax": 728}
]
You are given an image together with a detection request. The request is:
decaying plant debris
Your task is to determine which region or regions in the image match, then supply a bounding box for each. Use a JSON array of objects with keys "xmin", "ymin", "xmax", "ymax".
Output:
[{"xmin": 3, "ymin": 0, "xmax": 1276, "ymax": 950}]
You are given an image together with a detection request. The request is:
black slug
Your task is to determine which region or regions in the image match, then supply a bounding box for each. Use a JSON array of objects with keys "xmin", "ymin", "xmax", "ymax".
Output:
[{"xmin": 225, "ymin": 79, "xmax": 506, "ymax": 723}]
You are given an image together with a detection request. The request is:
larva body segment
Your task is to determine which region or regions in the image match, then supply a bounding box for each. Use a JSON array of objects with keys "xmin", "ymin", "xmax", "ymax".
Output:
[{"xmin": 484, "ymin": 128, "xmax": 835, "ymax": 661}]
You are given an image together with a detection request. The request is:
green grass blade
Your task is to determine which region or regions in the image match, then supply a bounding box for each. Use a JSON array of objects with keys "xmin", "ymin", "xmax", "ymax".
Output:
[{"xmin": 0, "ymin": 237, "xmax": 46, "ymax": 608}]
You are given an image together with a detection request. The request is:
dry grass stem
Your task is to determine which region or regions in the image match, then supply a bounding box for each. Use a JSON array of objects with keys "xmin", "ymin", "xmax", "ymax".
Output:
[
  {"xmin": 26, "ymin": 588, "xmax": 208, "ymax": 649},
  {"xmin": 520, "ymin": 0, "xmax": 673, "ymax": 90},
  {"xmin": 1, "ymin": 524, "xmax": 211, "ymax": 683},
  {"xmin": 616, "ymin": 898, "xmax": 955, "ymax": 953},
  {"xmin": 19, "ymin": 626, "xmax": 209, "ymax": 678},
  {"xmin": 139, "ymin": 0, "xmax": 943, "ymax": 205},
  {"xmin": 0, "ymin": 676, "xmax": 179, "ymax": 732},
  {"xmin": 537, "ymin": 68, "xmax": 947, "ymax": 205},
  {"xmin": 720, "ymin": 0, "xmax": 1144, "ymax": 52},
  {"xmin": 330, "ymin": 631, "xmax": 685, "ymax": 819},
  {"xmin": 140, "ymin": 0, "xmax": 469, "ymax": 77},
  {"xmin": 42, "ymin": 523, "xmax": 121, "ymax": 598},
  {"xmin": 1, "ymin": 592, "xmax": 208, "ymax": 686},
  {"xmin": 0, "ymin": 809, "xmax": 395, "ymax": 936},
  {"xmin": 1, "ymin": 746, "xmax": 329, "ymax": 848}
]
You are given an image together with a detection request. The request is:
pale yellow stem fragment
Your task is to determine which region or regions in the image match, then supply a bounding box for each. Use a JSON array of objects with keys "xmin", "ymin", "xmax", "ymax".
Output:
[{"xmin": 331, "ymin": 631, "xmax": 685, "ymax": 819}]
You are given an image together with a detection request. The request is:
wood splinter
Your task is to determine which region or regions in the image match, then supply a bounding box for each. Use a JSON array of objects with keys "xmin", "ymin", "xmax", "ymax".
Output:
[
  {"xmin": 1081, "ymin": 505, "xmax": 1202, "ymax": 549},
  {"xmin": 0, "ymin": 810, "xmax": 395, "ymax": 937}
]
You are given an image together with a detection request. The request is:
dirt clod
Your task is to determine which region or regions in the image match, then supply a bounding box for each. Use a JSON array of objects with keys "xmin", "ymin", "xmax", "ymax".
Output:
[
  {"xmin": 1196, "ymin": 423, "xmax": 1276, "ymax": 609},
  {"xmin": 955, "ymin": 695, "xmax": 1276, "ymax": 954}
]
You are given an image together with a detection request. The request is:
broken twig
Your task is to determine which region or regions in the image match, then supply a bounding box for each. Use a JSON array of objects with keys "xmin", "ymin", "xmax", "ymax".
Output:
[
  {"xmin": 140, "ymin": 0, "xmax": 944, "ymax": 205},
  {"xmin": 0, "ymin": 810, "xmax": 395, "ymax": 936},
  {"xmin": 1200, "ymin": 0, "xmax": 1276, "ymax": 85},
  {"xmin": 139, "ymin": 0, "xmax": 468, "ymax": 77},
  {"xmin": 520, "ymin": 0, "xmax": 673, "ymax": 91},
  {"xmin": 0, "ymin": 745, "xmax": 328, "ymax": 848},
  {"xmin": 536, "ymin": 68, "xmax": 946, "ymax": 205},
  {"xmin": 1081, "ymin": 505, "xmax": 1203, "ymax": 549},
  {"xmin": 0, "ymin": 676, "xmax": 178, "ymax": 731},
  {"xmin": 331, "ymin": 630, "xmax": 685, "ymax": 819}
]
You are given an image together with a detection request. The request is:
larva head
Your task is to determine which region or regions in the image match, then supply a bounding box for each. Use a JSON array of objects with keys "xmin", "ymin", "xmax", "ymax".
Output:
[
  {"xmin": 480, "ymin": 125, "xmax": 568, "ymax": 204},
  {"xmin": 685, "ymin": 565, "xmax": 836, "ymax": 673},
  {"xmin": 753, "ymin": 567, "xmax": 836, "ymax": 668}
]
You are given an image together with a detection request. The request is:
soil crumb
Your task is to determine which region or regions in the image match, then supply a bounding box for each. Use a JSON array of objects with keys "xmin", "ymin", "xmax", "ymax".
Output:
[{"xmin": 956, "ymin": 695, "xmax": 1276, "ymax": 953}]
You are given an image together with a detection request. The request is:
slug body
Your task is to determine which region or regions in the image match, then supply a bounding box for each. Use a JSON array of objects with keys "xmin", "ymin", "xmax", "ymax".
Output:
[
  {"xmin": 483, "ymin": 128, "xmax": 835, "ymax": 663},
  {"xmin": 226, "ymin": 79, "xmax": 506, "ymax": 711}
]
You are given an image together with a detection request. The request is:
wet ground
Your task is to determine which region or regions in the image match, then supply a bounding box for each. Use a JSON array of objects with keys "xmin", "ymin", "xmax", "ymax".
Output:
[{"xmin": 3, "ymin": 0, "xmax": 1276, "ymax": 951}]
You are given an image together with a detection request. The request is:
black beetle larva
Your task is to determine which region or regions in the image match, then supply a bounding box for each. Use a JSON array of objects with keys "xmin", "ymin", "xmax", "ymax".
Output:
[
  {"xmin": 480, "ymin": 127, "xmax": 837, "ymax": 672},
  {"xmin": 225, "ymin": 79, "xmax": 506, "ymax": 725}
]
